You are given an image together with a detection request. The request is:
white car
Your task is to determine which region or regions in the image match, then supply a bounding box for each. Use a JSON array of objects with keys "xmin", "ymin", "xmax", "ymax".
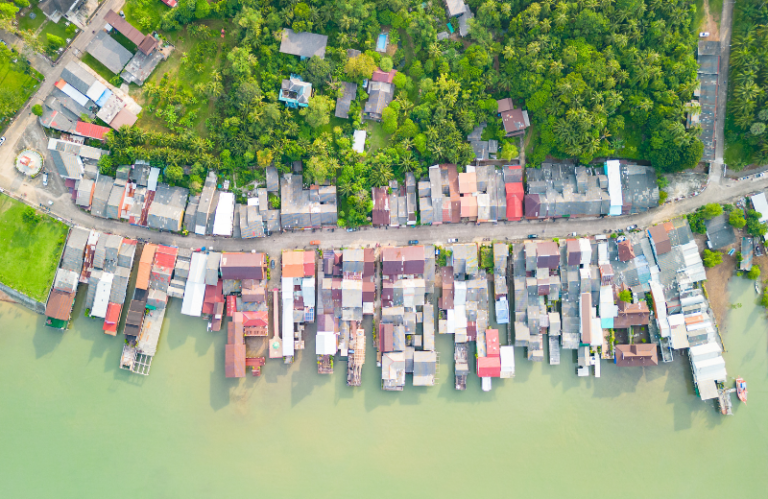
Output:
[
  {"xmin": 447, "ymin": 238, "xmax": 458, "ymax": 243},
  {"xmin": 699, "ymin": 32, "xmax": 710, "ymax": 38},
  {"xmin": 42, "ymin": 172, "xmax": 48, "ymax": 186},
  {"xmin": 0, "ymin": 136, "xmax": 6, "ymax": 147}
]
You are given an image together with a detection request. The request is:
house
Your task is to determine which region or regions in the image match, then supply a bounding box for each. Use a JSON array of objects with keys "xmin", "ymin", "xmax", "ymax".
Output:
[
  {"xmin": 335, "ymin": 82, "xmax": 357, "ymax": 119},
  {"xmin": 212, "ymin": 192, "xmax": 235, "ymax": 237},
  {"xmin": 648, "ymin": 224, "xmax": 672, "ymax": 257},
  {"xmin": 750, "ymin": 192, "xmax": 768, "ymax": 223},
  {"xmin": 86, "ymin": 31, "xmax": 133, "ymax": 75},
  {"xmin": 364, "ymin": 69, "xmax": 396, "ymax": 121},
  {"xmin": 279, "ymin": 75, "xmax": 312, "ymax": 108},
  {"xmin": 280, "ymin": 173, "xmax": 337, "ymax": 229},
  {"xmin": 39, "ymin": 0, "xmax": 78, "ymax": 22},
  {"xmin": 705, "ymin": 213, "xmax": 737, "ymax": 250},
  {"xmin": 104, "ymin": 11, "xmax": 158, "ymax": 56},
  {"xmin": 613, "ymin": 300, "xmax": 650, "ymax": 329},
  {"xmin": 49, "ymin": 150, "xmax": 82, "ymax": 180},
  {"xmin": 372, "ymin": 187, "xmax": 390, "ymax": 227},
  {"xmin": 147, "ymin": 184, "xmax": 188, "ymax": 232},
  {"xmin": 617, "ymin": 239, "xmax": 635, "ymax": 262},
  {"xmin": 122, "ymin": 47, "xmax": 166, "ymax": 86},
  {"xmin": 220, "ymin": 252, "xmax": 266, "ymax": 281},
  {"xmin": 615, "ymin": 344, "xmax": 659, "ymax": 367},
  {"xmin": 279, "ymin": 29, "xmax": 328, "ymax": 59},
  {"xmin": 75, "ymin": 121, "xmax": 111, "ymax": 141},
  {"xmin": 497, "ymin": 98, "xmax": 530, "ymax": 137},
  {"xmin": 524, "ymin": 163, "xmax": 612, "ymax": 219}
]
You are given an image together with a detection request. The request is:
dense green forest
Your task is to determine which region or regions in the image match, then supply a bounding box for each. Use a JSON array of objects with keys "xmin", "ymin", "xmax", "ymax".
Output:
[
  {"xmin": 98, "ymin": 0, "xmax": 704, "ymax": 226},
  {"xmin": 724, "ymin": 0, "xmax": 768, "ymax": 169}
]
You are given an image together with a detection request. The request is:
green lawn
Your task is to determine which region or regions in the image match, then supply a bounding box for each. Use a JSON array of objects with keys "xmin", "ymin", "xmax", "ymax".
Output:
[
  {"xmin": 365, "ymin": 121, "xmax": 390, "ymax": 152},
  {"xmin": 17, "ymin": 7, "xmax": 46, "ymax": 32},
  {"xmin": 0, "ymin": 56, "xmax": 42, "ymax": 123},
  {"xmin": 110, "ymin": 31, "xmax": 138, "ymax": 53},
  {"xmin": 0, "ymin": 196, "xmax": 68, "ymax": 302},
  {"xmin": 81, "ymin": 53, "xmax": 117, "ymax": 80},
  {"xmin": 39, "ymin": 17, "xmax": 76, "ymax": 42},
  {"xmin": 123, "ymin": 0, "xmax": 169, "ymax": 33}
]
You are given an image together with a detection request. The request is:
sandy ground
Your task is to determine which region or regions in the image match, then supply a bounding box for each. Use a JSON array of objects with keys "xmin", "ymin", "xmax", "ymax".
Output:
[{"xmin": 701, "ymin": 0, "xmax": 721, "ymax": 41}]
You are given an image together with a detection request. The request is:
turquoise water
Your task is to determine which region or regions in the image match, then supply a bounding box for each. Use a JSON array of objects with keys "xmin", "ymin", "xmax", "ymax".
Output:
[{"xmin": 0, "ymin": 278, "xmax": 766, "ymax": 498}]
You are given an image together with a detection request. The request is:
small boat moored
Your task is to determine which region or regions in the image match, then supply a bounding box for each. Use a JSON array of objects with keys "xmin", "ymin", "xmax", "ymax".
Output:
[{"xmin": 736, "ymin": 378, "xmax": 748, "ymax": 404}]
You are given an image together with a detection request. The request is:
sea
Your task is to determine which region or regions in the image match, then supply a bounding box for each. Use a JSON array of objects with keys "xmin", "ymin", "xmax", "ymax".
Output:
[{"xmin": 0, "ymin": 278, "xmax": 765, "ymax": 498}]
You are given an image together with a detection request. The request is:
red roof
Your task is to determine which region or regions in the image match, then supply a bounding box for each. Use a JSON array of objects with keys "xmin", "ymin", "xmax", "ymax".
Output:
[
  {"xmin": 153, "ymin": 245, "xmax": 177, "ymax": 269},
  {"xmin": 75, "ymin": 121, "xmax": 111, "ymax": 141},
  {"xmin": 371, "ymin": 69, "xmax": 396, "ymax": 84},
  {"xmin": 225, "ymin": 344, "xmax": 246, "ymax": 378},
  {"xmin": 226, "ymin": 295, "xmax": 237, "ymax": 317},
  {"xmin": 160, "ymin": 0, "xmax": 177, "ymax": 6},
  {"xmin": 201, "ymin": 280, "xmax": 224, "ymax": 315},
  {"xmin": 486, "ymin": 329, "xmax": 500, "ymax": 357},
  {"xmin": 477, "ymin": 356, "xmax": 501, "ymax": 378},
  {"xmin": 241, "ymin": 311, "xmax": 268, "ymax": 327},
  {"xmin": 103, "ymin": 303, "xmax": 121, "ymax": 334}
]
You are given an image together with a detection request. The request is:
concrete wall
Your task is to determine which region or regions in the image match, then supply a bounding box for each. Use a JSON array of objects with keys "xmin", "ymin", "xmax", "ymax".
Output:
[{"xmin": 0, "ymin": 281, "xmax": 46, "ymax": 314}]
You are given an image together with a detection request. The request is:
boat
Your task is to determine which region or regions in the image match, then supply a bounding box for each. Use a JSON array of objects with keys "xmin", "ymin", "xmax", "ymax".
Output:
[
  {"xmin": 756, "ymin": 281, "xmax": 760, "ymax": 294},
  {"xmin": 736, "ymin": 378, "xmax": 748, "ymax": 404}
]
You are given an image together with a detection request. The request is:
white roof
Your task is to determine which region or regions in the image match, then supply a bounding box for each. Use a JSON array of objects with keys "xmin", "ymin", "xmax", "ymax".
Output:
[
  {"xmin": 91, "ymin": 272, "xmax": 114, "ymax": 318},
  {"xmin": 147, "ymin": 168, "xmax": 160, "ymax": 191},
  {"xmin": 606, "ymin": 160, "xmax": 622, "ymax": 214},
  {"xmin": 180, "ymin": 282, "xmax": 205, "ymax": 317},
  {"xmin": 86, "ymin": 80, "xmax": 108, "ymax": 102},
  {"xmin": 579, "ymin": 238, "xmax": 592, "ymax": 266},
  {"xmin": 599, "ymin": 285, "xmax": 618, "ymax": 318},
  {"xmin": 316, "ymin": 331, "xmax": 337, "ymax": 355},
  {"xmin": 667, "ymin": 313, "xmax": 685, "ymax": 326},
  {"xmin": 352, "ymin": 130, "xmax": 366, "ymax": 153},
  {"xmin": 59, "ymin": 82, "xmax": 90, "ymax": 107},
  {"xmin": 751, "ymin": 192, "xmax": 768, "ymax": 223},
  {"xmin": 670, "ymin": 324, "xmax": 689, "ymax": 349},
  {"xmin": 212, "ymin": 192, "xmax": 235, "ymax": 236},
  {"xmin": 590, "ymin": 317, "xmax": 602, "ymax": 347},
  {"xmin": 597, "ymin": 242, "xmax": 608, "ymax": 265},
  {"xmin": 693, "ymin": 356, "xmax": 727, "ymax": 382},
  {"xmin": 181, "ymin": 253, "xmax": 208, "ymax": 316},
  {"xmin": 690, "ymin": 341, "xmax": 722, "ymax": 360},
  {"xmin": 697, "ymin": 378, "xmax": 719, "ymax": 400},
  {"xmin": 282, "ymin": 277, "xmax": 295, "ymax": 357},
  {"xmin": 499, "ymin": 345, "xmax": 515, "ymax": 370}
]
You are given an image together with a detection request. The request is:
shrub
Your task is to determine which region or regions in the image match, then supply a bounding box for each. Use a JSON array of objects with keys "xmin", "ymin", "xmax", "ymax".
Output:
[
  {"xmin": 729, "ymin": 209, "xmax": 746, "ymax": 229},
  {"xmin": 32, "ymin": 104, "xmax": 43, "ymax": 116},
  {"xmin": 618, "ymin": 289, "xmax": 632, "ymax": 303},
  {"xmin": 379, "ymin": 56, "xmax": 393, "ymax": 72},
  {"xmin": 747, "ymin": 266, "xmax": 761, "ymax": 280},
  {"xmin": 703, "ymin": 249, "xmax": 722, "ymax": 268}
]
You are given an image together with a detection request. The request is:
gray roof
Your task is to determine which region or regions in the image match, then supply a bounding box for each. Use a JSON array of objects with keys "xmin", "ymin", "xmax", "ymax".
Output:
[
  {"xmin": 705, "ymin": 213, "xmax": 736, "ymax": 250},
  {"xmin": 121, "ymin": 48, "xmax": 164, "ymax": 86},
  {"xmin": 39, "ymin": 0, "xmax": 78, "ymax": 18},
  {"xmin": 364, "ymin": 81, "xmax": 394, "ymax": 119},
  {"xmin": 40, "ymin": 101, "xmax": 77, "ymax": 133},
  {"xmin": 49, "ymin": 150, "xmax": 82, "ymax": 180},
  {"xmin": 147, "ymin": 184, "xmax": 188, "ymax": 231},
  {"xmin": 61, "ymin": 62, "xmax": 97, "ymax": 96},
  {"xmin": 335, "ymin": 82, "xmax": 357, "ymax": 119},
  {"xmin": 266, "ymin": 167, "xmax": 279, "ymax": 192},
  {"xmin": 279, "ymin": 29, "xmax": 328, "ymax": 59},
  {"xmin": 445, "ymin": 0, "xmax": 468, "ymax": 17},
  {"xmin": 49, "ymin": 87, "xmax": 96, "ymax": 120},
  {"xmin": 86, "ymin": 31, "xmax": 133, "ymax": 75}
]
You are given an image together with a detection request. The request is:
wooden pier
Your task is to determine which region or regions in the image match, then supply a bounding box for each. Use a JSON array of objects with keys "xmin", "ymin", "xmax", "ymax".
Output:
[{"xmin": 549, "ymin": 335, "xmax": 561, "ymax": 365}]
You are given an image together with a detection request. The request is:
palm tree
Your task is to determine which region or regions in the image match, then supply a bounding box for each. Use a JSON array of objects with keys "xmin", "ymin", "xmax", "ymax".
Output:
[
  {"xmin": 401, "ymin": 151, "xmax": 417, "ymax": 172},
  {"xmin": 369, "ymin": 165, "xmax": 393, "ymax": 187}
]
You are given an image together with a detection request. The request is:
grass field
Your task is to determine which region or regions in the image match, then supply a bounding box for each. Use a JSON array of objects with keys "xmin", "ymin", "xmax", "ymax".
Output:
[
  {"xmin": 81, "ymin": 53, "xmax": 117, "ymax": 80},
  {"xmin": 365, "ymin": 121, "xmax": 389, "ymax": 152},
  {"xmin": 0, "ymin": 196, "xmax": 68, "ymax": 302},
  {"xmin": 17, "ymin": 7, "xmax": 46, "ymax": 32},
  {"xmin": 110, "ymin": 31, "xmax": 138, "ymax": 53},
  {"xmin": 0, "ymin": 57, "xmax": 42, "ymax": 123}
]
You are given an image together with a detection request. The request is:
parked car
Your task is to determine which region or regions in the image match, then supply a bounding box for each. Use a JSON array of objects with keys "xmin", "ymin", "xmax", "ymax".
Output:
[
  {"xmin": 408, "ymin": 240, "xmax": 419, "ymax": 245},
  {"xmin": 42, "ymin": 172, "xmax": 48, "ymax": 186},
  {"xmin": 757, "ymin": 173, "xmax": 765, "ymax": 178},
  {"xmin": 527, "ymin": 234, "xmax": 539, "ymax": 239},
  {"xmin": 756, "ymin": 244, "xmax": 764, "ymax": 257},
  {"xmin": 0, "ymin": 136, "xmax": 6, "ymax": 147},
  {"xmin": 309, "ymin": 240, "xmax": 320, "ymax": 245},
  {"xmin": 571, "ymin": 232, "xmax": 577, "ymax": 236},
  {"xmin": 699, "ymin": 32, "xmax": 710, "ymax": 37},
  {"xmin": 270, "ymin": 259, "xmax": 276, "ymax": 269},
  {"xmin": 447, "ymin": 238, "xmax": 458, "ymax": 243}
]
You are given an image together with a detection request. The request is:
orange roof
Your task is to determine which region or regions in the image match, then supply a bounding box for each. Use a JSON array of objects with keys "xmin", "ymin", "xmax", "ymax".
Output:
[
  {"xmin": 458, "ymin": 172, "xmax": 477, "ymax": 194},
  {"xmin": 684, "ymin": 314, "xmax": 704, "ymax": 325},
  {"xmin": 140, "ymin": 244, "xmax": 157, "ymax": 264},
  {"xmin": 103, "ymin": 303, "xmax": 121, "ymax": 335},
  {"xmin": 460, "ymin": 196, "xmax": 478, "ymax": 218},
  {"xmin": 283, "ymin": 251, "xmax": 307, "ymax": 278},
  {"xmin": 663, "ymin": 222, "xmax": 674, "ymax": 232},
  {"xmin": 54, "ymin": 79, "xmax": 66, "ymax": 90}
]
